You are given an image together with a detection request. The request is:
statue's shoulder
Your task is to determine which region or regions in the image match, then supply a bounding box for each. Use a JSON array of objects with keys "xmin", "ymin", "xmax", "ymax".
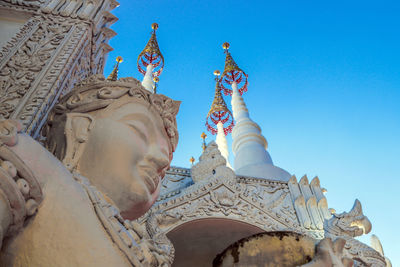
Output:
[
  {"xmin": 0, "ymin": 120, "xmax": 131, "ymax": 266},
  {"xmin": 0, "ymin": 120, "xmax": 43, "ymax": 241}
]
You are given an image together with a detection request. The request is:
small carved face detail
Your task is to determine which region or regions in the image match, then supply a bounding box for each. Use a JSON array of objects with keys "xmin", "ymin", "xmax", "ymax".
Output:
[{"xmin": 77, "ymin": 96, "xmax": 171, "ymax": 219}]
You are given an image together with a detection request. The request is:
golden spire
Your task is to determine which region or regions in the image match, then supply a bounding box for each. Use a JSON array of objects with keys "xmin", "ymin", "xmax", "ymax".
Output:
[
  {"xmin": 137, "ymin": 23, "xmax": 164, "ymax": 77},
  {"xmin": 201, "ymin": 132, "xmax": 207, "ymax": 151},
  {"xmin": 107, "ymin": 56, "xmax": 123, "ymax": 81},
  {"xmin": 205, "ymin": 70, "xmax": 234, "ymax": 135},
  {"xmin": 220, "ymin": 42, "xmax": 248, "ymax": 96},
  {"xmin": 221, "ymin": 42, "xmax": 244, "ymax": 75},
  {"xmin": 207, "ymin": 70, "xmax": 231, "ymax": 117},
  {"xmin": 189, "ymin": 156, "xmax": 195, "ymax": 165}
]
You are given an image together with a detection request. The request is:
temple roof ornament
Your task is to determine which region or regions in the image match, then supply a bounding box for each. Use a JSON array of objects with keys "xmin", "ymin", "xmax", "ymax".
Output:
[
  {"xmin": 137, "ymin": 23, "xmax": 164, "ymax": 77},
  {"xmin": 206, "ymin": 70, "xmax": 234, "ymax": 135},
  {"xmin": 153, "ymin": 76, "xmax": 159, "ymax": 93},
  {"xmin": 189, "ymin": 156, "xmax": 195, "ymax": 165},
  {"xmin": 201, "ymin": 132, "xmax": 207, "ymax": 151},
  {"xmin": 107, "ymin": 56, "xmax": 123, "ymax": 81},
  {"xmin": 220, "ymin": 42, "xmax": 248, "ymax": 96}
]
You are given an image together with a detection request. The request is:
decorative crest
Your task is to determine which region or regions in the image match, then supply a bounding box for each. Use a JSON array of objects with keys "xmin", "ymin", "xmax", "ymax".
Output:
[
  {"xmin": 220, "ymin": 42, "xmax": 248, "ymax": 96},
  {"xmin": 107, "ymin": 56, "xmax": 123, "ymax": 81},
  {"xmin": 137, "ymin": 23, "xmax": 164, "ymax": 77},
  {"xmin": 206, "ymin": 70, "xmax": 234, "ymax": 135}
]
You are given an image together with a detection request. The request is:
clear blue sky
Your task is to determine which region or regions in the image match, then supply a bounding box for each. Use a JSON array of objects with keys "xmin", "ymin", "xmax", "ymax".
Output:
[{"xmin": 105, "ymin": 0, "xmax": 400, "ymax": 264}]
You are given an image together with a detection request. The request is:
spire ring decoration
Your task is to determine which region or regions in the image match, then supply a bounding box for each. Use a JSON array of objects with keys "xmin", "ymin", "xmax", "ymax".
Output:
[
  {"xmin": 205, "ymin": 70, "xmax": 234, "ymax": 135},
  {"xmin": 220, "ymin": 42, "xmax": 248, "ymax": 96},
  {"xmin": 137, "ymin": 23, "xmax": 164, "ymax": 77}
]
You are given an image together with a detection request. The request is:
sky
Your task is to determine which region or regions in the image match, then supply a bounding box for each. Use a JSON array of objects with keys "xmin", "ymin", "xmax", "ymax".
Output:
[{"xmin": 104, "ymin": 0, "xmax": 400, "ymax": 264}]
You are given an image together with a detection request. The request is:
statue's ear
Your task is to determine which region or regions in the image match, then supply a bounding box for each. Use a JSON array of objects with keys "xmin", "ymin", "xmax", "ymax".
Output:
[{"xmin": 63, "ymin": 113, "xmax": 94, "ymax": 170}]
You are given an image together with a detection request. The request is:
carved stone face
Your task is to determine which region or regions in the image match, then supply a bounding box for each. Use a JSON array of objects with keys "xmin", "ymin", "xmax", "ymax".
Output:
[{"xmin": 74, "ymin": 95, "xmax": 171, "ymax": 219}]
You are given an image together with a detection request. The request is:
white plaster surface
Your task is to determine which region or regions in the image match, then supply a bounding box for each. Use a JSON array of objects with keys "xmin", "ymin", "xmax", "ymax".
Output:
[
  {"xmin": 141, "ymin": 64, "xmax": 154, "ymax": 93},
  {"xmin": 230, "ymin": 82, "xmax": 291, "ymax": 181},
  {"xmin": 216, "ymin": 121, "xmax": 232, "ymax": 168}
]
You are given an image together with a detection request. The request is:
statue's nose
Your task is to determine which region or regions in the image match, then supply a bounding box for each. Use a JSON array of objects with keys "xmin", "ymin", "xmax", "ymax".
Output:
[{"xmin": 145, "ymin": 144, "xmax": 170, "ymax": 171}]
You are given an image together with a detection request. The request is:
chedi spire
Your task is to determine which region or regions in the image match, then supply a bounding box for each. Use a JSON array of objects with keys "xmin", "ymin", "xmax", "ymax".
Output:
[
  {"xmin": 137, "ymin": 23, "xmax": 164, "ymax": 93},
  {"xmin": 222, "ymin": 43, "xmax": 291, "ymax": 181},
  {"xmin": 205, "ymin": 70, "xmax": 234, "ymax": 168}
]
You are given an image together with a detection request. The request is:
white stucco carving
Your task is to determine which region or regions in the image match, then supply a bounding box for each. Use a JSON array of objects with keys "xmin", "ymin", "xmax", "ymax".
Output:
[
  {"xmin": 0, "ymin": 0, "xmax": 118, "ymax": 136},
  {"xmin": 323, "ymin": 199, "xmax": 386, "ymax": 266}
]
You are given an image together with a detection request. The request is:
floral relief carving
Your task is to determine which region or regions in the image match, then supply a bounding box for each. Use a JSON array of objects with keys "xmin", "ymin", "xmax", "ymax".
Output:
[
  {"xmin": 0, "ymin": 15, "xmax": 75, "ymax": 121},
  {"xmin": 0, "ymin": 0, "xmax": 118, "ymax": 135},
  {"xmin": 141, "ymin": 144, "xmax": 304, "ymax": 244},
  {"xmin": 23, "ymin": 24, "xmax": 91, "ymax": 136},
  {"xmin": 143, "ymin": 176, "xmax": 303, "ymax": 237}
]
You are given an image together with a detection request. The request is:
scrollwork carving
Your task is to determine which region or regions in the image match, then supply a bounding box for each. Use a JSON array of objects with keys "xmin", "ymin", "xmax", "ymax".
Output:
[{"xmin": 0, "ymin": 15, "xmax": 75, "ymax": 120}]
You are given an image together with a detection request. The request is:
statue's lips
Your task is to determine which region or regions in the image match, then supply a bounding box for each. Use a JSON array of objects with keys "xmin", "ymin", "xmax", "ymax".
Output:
[{"xmin": 138, "ymin": 165, "xmax": 159, "ymax": 193}]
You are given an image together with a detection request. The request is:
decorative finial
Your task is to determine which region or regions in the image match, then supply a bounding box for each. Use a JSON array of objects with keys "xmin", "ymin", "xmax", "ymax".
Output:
[
  {"xmin": 151, "ymin": 22, "xmax": 159, "ymax": 31},
  {"xmin": 220, "ymin": 42, "xmax": 248, "ymax": 96},
  {"xmin": 206, "ymin": 71, "xmax": 234, "ymax": 135},
  {"xmin": 189, "ymin": 156, "xmax": 195, "ymax": 165},
  {"xmin": 201, "ymin": 132, "xmax": 207, "ymax": 151},
  {"xmin": 153, "ymin": 76, "xmax": 159, "ymax": 93},
  {"xmin": 213, "ymin": 69, "xmax": 221, "ymax": 80},
  {"xmin": 137, "ymin": 23, "xmax": 164, "ymax": 77},
  {"xmin": 222, "ymin": 42, "xmax": 230, "ymax": 51},
  {"xmin": 107, "ymin": 56, "xmax": 123, "ymax": 81}
]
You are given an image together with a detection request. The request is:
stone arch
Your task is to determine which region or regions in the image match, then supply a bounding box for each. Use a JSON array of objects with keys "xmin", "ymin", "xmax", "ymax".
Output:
[{"xmin": 165, "ymin": 218, "xmax": 265, "ymax": 267}]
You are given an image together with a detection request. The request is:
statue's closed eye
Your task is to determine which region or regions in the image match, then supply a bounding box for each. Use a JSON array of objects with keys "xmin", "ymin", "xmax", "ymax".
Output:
[{"xmin": 123, "ymin": 121, "xmax": 148, "ymax": 143}]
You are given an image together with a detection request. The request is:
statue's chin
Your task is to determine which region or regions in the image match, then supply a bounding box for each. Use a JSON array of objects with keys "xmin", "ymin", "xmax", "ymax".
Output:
[{"xmin": 121, "ymin": 182, "xmax": 161, "ymax": 220}]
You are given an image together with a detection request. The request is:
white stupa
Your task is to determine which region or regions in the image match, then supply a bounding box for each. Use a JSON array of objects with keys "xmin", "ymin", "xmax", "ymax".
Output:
[{"xmin": 220, "ymin": 43, "xmax": 291, "ymax": 181}]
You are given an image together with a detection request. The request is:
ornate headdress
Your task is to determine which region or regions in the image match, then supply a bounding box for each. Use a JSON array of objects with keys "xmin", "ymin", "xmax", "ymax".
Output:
[{"xmin": 44, "ymin": 74, "xmax": 180, "ymax": 159}]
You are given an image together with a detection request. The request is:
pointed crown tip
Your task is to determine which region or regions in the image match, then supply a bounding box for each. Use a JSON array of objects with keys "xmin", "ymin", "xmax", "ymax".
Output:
[{"xmin": 151, "ymin": 23, "xmax": 159, "ymax": 31}]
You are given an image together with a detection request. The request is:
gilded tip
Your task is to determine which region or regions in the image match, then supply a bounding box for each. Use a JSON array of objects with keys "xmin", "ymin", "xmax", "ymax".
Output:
[
  {"xmin": 116, "ymin": 56, "xmax": 123, "ymax": 63},
  {"xmin": 222, "ymin": 42, "xmax": 230, "ymax": 50},
  {"xmin": 201, "ymin": 132, "xmax": 207, "ymax": 139},
  {"xmin": 153, "ymin": 76, "xmax": 159, "ymax": 83},
  {"xmin": 189, "ymin": 156, "xmax": 195, "ymax": 164},
  {"xmin": 151, "ymin": 23, "xmax": 159, "ymax": 31},
  {"xmin": 213, "ymin": 70, "xmax": 221, "ymax": 76}
]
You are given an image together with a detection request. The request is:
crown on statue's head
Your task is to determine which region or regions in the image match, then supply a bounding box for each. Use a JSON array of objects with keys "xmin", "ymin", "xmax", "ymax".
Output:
[{"xmin": 47, "ymin": 74, "xmax": 180, "ymax": 151}]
